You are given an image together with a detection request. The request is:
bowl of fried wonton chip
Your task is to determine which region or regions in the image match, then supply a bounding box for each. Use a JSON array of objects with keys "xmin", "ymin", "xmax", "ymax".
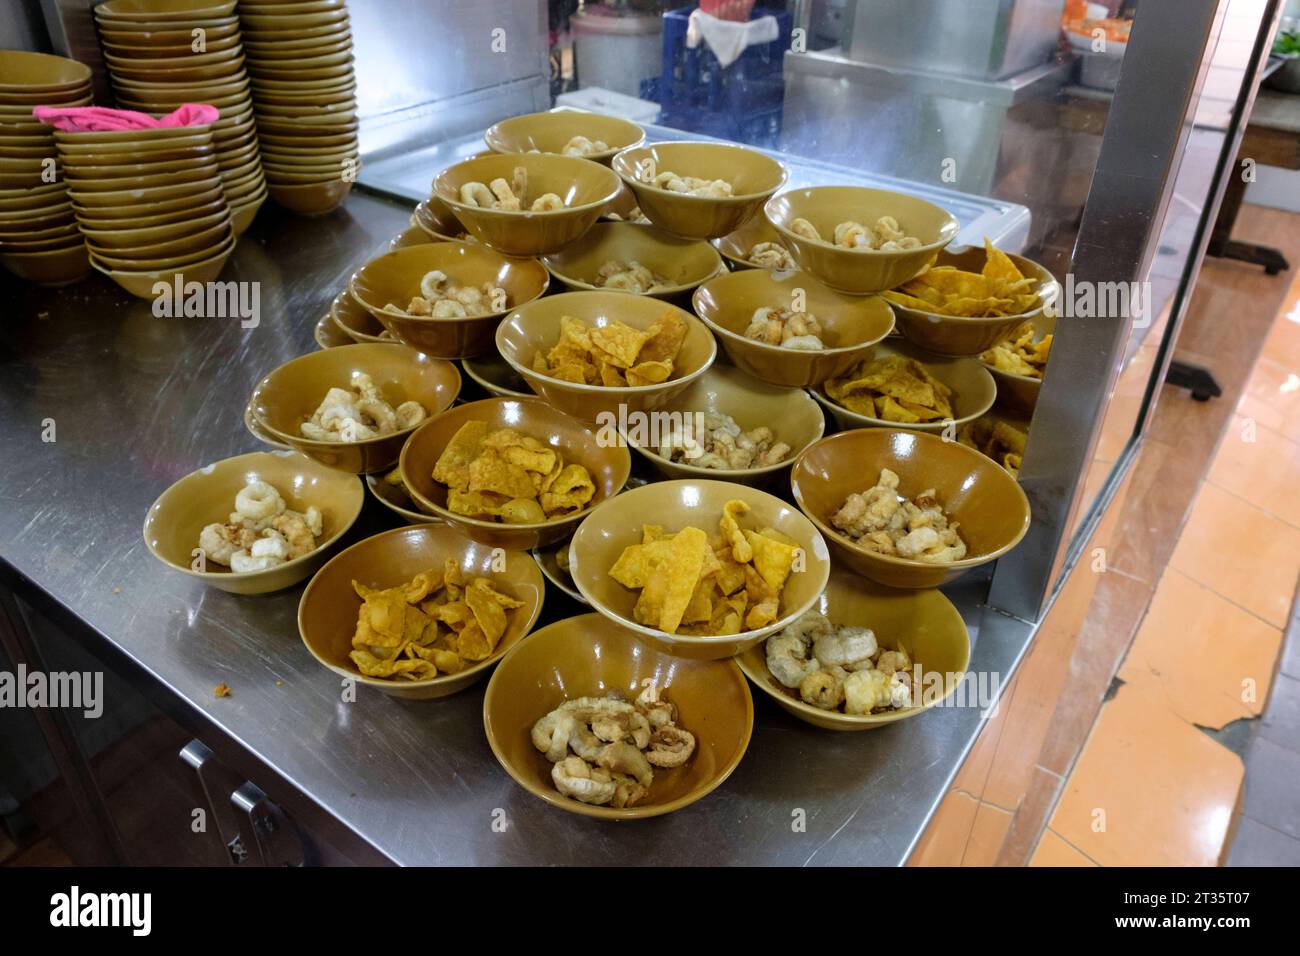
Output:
[
  {"xmin": 298, "ymin": 524, "xmax": 544, "ymax": 699},
  {"xmin": 882, "ymin": 242, "xmax": 1059, "ymax": 357},
  {"xmin": 568, "ymin": 479, "xmax": 831, "ymax": 660}
]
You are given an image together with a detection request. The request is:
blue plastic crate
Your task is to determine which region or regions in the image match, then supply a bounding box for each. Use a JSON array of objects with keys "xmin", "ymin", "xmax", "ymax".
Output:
[
  {"xmin": 659, "ymin": 5, "xmax": 792, "ymax": 115},
  {"xmin": 658, "ymin": 103, "xmax": 784, "ymax": 149}
]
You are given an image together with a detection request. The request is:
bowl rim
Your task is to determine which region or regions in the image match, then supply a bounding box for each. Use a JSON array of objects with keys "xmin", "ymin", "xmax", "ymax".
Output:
[
  {"xmin": 141, "ymin": 448, "xmax": 365, "ymax": 583},
  {"xmin": 459, "ymin": 354, "xmax": 532, "ymax": 398},
  {"xmin": 529, "ymin": 542, "xmax": 586, "ymax": 604},
  {"xmin": 481, "ymin": 610, "xmax": 755, "ymax": 819},
  {"xmin": 567, "ymin": 478, "xmax": 832, "ymax": 648},
  {"xmin": 397, "ymin": 395, "xmax": 633, "ymax": 534},
  {"xmin": 764, "ymin": 185, "xmax": 961, "ymax": 258},
  {"xmin": 347, "ymin": 239, "xmax": 551, "ymax": 324},
  {"xmin": 248, "ymin": 341, "xmax": 462, "ymax": 449},
  {"xmin": 733, "ymin": 585, "xmax": 972, "ymax": 727},
  {"xmin": 789, "ymin": 428, "xmax": 1032, "ymax": 571},
  {"xmin": 296, "ymin": 523, "xmax": 544, "ymax": 692},
  {"xmin": 483, "ymin": 110, "xmax": 646, "ymax": 162},
  {"xmin": 624, "ymin": 369, "xmax": 827, "ymax": 480},
  {"xmin": 539, "ymin": 220, "xmax": 725, "ymax": 296},
  {"xmin": 691, "ymin": 270, "xmax": 897, "ymax": 357},
  {"xmin": 611, "ymin": 139, "xmax": 789, "ymax": 204},
  {"xmin": 433, "ymin": 152, "xmax": 622, "ymax": 221},
  {"xmin": 496, "ymin": 291, "xmax": 718, "ymax": 395}
]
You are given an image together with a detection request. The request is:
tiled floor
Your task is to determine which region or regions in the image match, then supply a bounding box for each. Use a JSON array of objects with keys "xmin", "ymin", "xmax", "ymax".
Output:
[{"xmin": 909, "ymin": 202, "xmax": 1300, "ymax": 867}]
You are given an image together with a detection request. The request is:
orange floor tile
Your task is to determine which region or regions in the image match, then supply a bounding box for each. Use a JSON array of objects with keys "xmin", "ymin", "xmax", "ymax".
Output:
[
  {"xmin": 1207, "ymin": 415, "xmax": 1300, "ymax": 529},
  {"xmin": 1029, "ymin": 828, "xmax": 1099, "ymax": 867},
  {"xmin": 1170, "ymin": 481, "xmax": 1300, "ymax": 629},
  {"xmin": 1049, "ymin": 682, "xmax": 1243, "ymax": 867},
  {"xmin": 1119, "ymin": 569, "xmax": 1282, "ymax": 729}
]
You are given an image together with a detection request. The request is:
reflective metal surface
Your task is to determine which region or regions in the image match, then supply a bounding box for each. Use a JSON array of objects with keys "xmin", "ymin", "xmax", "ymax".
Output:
[{"xmin": 0, "ymin": 192, "xmax": 1035, "ymax": 866}]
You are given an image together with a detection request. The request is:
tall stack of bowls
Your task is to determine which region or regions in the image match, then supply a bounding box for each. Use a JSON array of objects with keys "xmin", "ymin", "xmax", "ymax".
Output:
[
  {"xmin": 0, "ymin": 51, "xmax": 92, "ymax": 285},
  {"xmin": 93, "ymin": 0, "xmax": 266, "ymax": 235},
  {"xmin": 57, "ymin": 125, "xmax": 235, "ymax": 298},
  {"xmin": 237, "ymin": 0, "xmax": 358, "ymax": 215}
]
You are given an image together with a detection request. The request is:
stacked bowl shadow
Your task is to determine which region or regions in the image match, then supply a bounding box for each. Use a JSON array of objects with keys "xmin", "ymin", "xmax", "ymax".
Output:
[
  {"xmin": 0, "ymin": 51, "xmax": 92, "ymax": 285},
  {"xmin": 238, "ymin": 0, "xmax": 359, "ymax": 215},
  {"xmin": 57, "ymin": 125, "xmax": 235, "ymax": 299},
  {"xmin": 94, "ymin": 0, "xmax": 267, "ymax": 235}
]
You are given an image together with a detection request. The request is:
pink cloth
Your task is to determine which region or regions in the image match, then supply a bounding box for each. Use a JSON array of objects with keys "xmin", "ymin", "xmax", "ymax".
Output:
[{"xmin": 32, "ymin": 103, "xmax": 220, "ymax": 132}]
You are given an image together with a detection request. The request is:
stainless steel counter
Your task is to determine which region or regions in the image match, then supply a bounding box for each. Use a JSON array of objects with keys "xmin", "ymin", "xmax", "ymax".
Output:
[{"xmin": 0, "ymin": 191, "xmax": 1037, "ymax": 866}]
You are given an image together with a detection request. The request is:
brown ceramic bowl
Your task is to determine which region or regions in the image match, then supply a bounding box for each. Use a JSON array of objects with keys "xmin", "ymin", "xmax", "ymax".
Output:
[
  {"xmin": 888, "ymin": 245, "xmax": 1060, "ymax": 357},
  {"xmin": 483, "ymin": 612, "xmax": 753, "ymax": 819},
  {"xmin": 76, "ymin": 197, "xmax": 224, "ymax": 232},
  {"xmin": 348, "ymin": 241, "xmax": 549, "ymax": 359},
  {"xmin": 85, "ymin": 219, "xmax": 232, "ymax": 263},
  {"xmin": 496, "ymin": 290, "xmax": 717, "ymax": 423},
  {"xmin": 298, "ymin": 524, "xmax": 543, "ymax": 700},
  {"xmin": 88, "ymin": 240, "xmax": 235, "ymax": 298},
  {"xmin": 387, "ymin": 224, "xmax": 431, "ymax": 251},
  {"xmin": 247, "ymin": 342, "xmax": 461, "ymax": 473},
  {"xmin": 142, "ymin": 449, "xmax": 364, "ymax": 595},
  {"xmin": 0, "ymin": 182, "xmax": 66, "ymax": 211},
  {"xmin": 331, "ymin": 287, "xmax": 391, "ymax": 344},
  {"xmin": 978, "ymin": 311, "xmax": 1055, "ymax": 413},
  {"xmin": 72, "ymin": 185, "xmax": 225, "ymax": 221},
  {"xmin": 692, "ymin": 268, "xmax": 896, "ymax": 388},
  {"xmin": 568, "ymin": 479, "xmax": 831, "ymax": 659},
  {"xmin": 0, "ymin": 51, "xmax": 92, "ymax": 93},
  {"xmin": 611, "ymin": 141, "xmax": 787, "ymax": 240},
  {"xmin": 626, "ymin": 364, "xmax": 825, "ymax": 486},
  {"xmin": 412, "ymin": 195, "xmax": 468, "ymax": 241},
  {"xmin": 765, "ymin": 186, "xmax": 960, "ymax": 294},
  {"xmin": 363, "ymin": 472, "xmax": 441, "ymax": 524},
  {"xmin": 95, "ymin": 0, "xmax": 239, "ymax": 20},
  {"xmin": 432, "ymin": 152, "xmax": 620, "ymax": 256},
  {"xmin": 0, "ymin": 243, "xmax": 90, "ymax": 285},
  {"xmin": 79, "ymin": 209, "xmax": 230, "ymax": 250},
  {"xmin": 267, "ymin": 178, "xmax": 353, "ymax": 215},
  {"xmin": 460, "ymin": 353, "xmax": 531, "ymax": 398},
  {"xmin": 484, "ymin": 111, "xmax": 644, "ymax": 166},
  {"xmin": 540, "ymin": 221, "xmax": 723, "ymax": 300},
  {"xmin": 314, "ymin": 309, "xmax": 350, "ymax": 349},
  {"xmin": 810, "ymin": 338, "xmax": 997, "ymax": 435},
  {"xmin": 735, "ymin": 566, "xmax": 970, "ymax": 730},
  {"xmin": 714, "ymin": 211, "xmax": 795, "ymax": 270},
  {"xmin": 790, "ymin": 428, "xmax": 1031, "ymax": 589},
  {"xmin": 398, "ymin": 396, "xmax": 632, "ymax": 551},
  {"xmin": 531, "ymin": 540, "xmax": 586, "ymax": 605}
]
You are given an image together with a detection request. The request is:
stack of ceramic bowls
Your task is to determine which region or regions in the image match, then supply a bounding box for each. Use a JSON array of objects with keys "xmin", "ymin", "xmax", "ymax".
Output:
[
  {"xmin": 0, "ymin": 51, "xmax": 92, "ymax": 285},
  {"xmin": 238, "ymin": 0, "xmax": 359, "ymax": 215},
  {"xmin": 57, "ymin": 125, "xmax": 235, "ymax": 298},
  {"xmin": 94, "ymin": 0, "xmax": 266, "ymax": 234}
]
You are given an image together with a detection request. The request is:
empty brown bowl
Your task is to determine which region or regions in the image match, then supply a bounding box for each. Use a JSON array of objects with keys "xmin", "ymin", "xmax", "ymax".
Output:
[
  {"xmin": 735, "ymin": 566, "xmax": 970, "ymax": 731},
  {"xmin": 266, "ymin": 178, "xmax": 354, "ymax": 215},
  {"xmin": 978, "ymin": 311, "xmax": 1055, "ymax": 413},
  {"xmin": 460, "ymin": 353, "xmax": 531, "ymax": 399},
  {"xmin": 714, "ymin": 211, "xmax": 796, "ymax": 270},
  {"xmin": 541, "ymin": 221, "xmax": 723, "ymax": 300},
  {"xmin": 567, "ymin": 479, "xmax": 832, "ymax": 659},
  {"xmin": 483, "ymin": 612, "xmax": 753, "ymax": 819},
  {"xmin": 0, "ymin": 244, "xmax": 91, "ymax": 285},
  {"xmin": 496, "ymin": 290, "xmax": 717, "ymax": 423},
  {"xmin": 398, "ymin": 396, "xmax": 632, "ymax": 551},
  {"xmin": 810, "ymin": 338, "xmax": 997, "ymax": 435},
  {"xmin": 484, "ymin": 110, "xmax": 644, "ymax": 165},
  {"xmin": 0, "ymin": 51, "xmax": 93, "ymax": 93},
  {"xmin": 790, "ymin": 428, "xmax": 1031, "ymax": 589},
  {"xmin": 411, "ymin": 195, "xmax": 469, "ymax": 241},
  {"xmin": 765, "ymin": 186, "xmax": 960, "ymax": 294},
  {"xmin": 626, "ymin": 364, "xmax": 825, "ymax": 486},
  {"xmin": 692, "ymin": 267, "xmax": 896, "ymax": 388},
  {"xmin": 611, "ymin": 141, "xmax": 787, "ymax": 240},
  {"xmin": 142, "ymin": 449, "xmax": 364, "ymax": 595},
  {"xmin": 888, "ymin": 245, "xmax": 1060, "ymax": 357},
  {"xmin": 432, "ymin": 152, "xmax": 620, "ymax": 256},
  {"xmin": 348, "ymin": 241, "xmax": 549, "ymax": 359},
  {"xmin": 331, "ymin": 287, "xmax": 390, "ymax": 344},
  {"xmin": 298, "ymin": 524, "xmax": 544, "ymax": 700},
  {"xmin": 247, "ymin": 342, "xmax": 461, "ymax": 473},
  {"xmin": 314, "ymin": 309, "xmax": 351, "ymax": 349}
]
